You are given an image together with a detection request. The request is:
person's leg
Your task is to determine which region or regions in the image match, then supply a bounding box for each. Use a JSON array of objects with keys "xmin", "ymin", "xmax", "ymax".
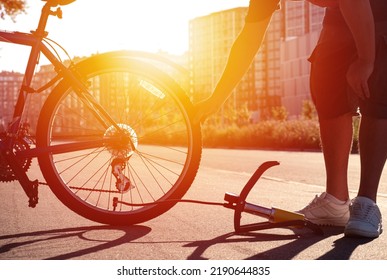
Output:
[
  {"xmin": 298, "ymin": 113, "xmax": 352, "ymax": 227},
  {"xmin": 357, "ymin": 116, "xmax": 387, "ymax": 202},
  {"xmin": 300, "ymin": 24, "xmax": 356, "ymax": 226},
  {"xmin": 343, "ymin": 21, "xmax": 387, "ymax": 237},
  {"xmin": 344, "ymin": 116, "xmax": 386, "ymax": 238},
  {"xmin": 319, "ymin": 113, "xmax": 353, "ymax": 201}
]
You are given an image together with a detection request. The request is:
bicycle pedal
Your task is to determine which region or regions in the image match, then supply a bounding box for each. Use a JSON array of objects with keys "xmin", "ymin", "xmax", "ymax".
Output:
[{"xmin": 28, "ymin": 180, "xmax": 39, "ymax": 208}]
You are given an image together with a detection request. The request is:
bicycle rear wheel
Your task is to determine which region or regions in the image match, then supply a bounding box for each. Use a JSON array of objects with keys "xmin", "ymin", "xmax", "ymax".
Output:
[{"xmin": 36, "ymin": 55, "xmax": 202, "ymax": 225}]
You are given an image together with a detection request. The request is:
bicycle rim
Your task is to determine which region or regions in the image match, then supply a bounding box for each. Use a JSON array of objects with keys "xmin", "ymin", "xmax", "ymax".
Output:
[{"xmin": 37, "ymin": 57, "xmax": 202, "ymax": 225}]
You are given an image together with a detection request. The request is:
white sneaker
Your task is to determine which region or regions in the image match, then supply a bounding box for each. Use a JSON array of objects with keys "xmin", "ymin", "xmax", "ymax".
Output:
[
  {"xmin": 298, "ymin": 192, "xmax": 350, "ymax": 226},
  {"xmin": 344, "ymin": 196, "xmax": 383, "ymax": 238}
]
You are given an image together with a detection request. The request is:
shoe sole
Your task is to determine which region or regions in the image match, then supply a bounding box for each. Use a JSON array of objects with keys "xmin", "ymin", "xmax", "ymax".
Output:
[
  {"xmin": 306, "ymin": 218, "xmax": 348, "ymax": 227},
  {"xmin": 344, "ymin": 227, "xmax": 382, "ymax": 238}
]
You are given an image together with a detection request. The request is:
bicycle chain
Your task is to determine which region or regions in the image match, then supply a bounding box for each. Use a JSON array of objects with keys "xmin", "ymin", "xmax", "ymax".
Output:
[{"xmin": 38, "ymin": 181, "xmax": 122, "ymax": 194}]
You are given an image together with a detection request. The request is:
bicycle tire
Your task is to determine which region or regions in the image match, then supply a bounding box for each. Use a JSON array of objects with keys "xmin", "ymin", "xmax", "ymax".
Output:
[{"xmin": 36, "ymin": 54, "xmax": 202, "ymax": 225}]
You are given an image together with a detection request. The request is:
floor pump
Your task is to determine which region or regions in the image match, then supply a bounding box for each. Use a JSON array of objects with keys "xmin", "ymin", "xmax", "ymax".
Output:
[{"xmin": 223, "ymin": 161, "xmax": 323, "ymax": 235}]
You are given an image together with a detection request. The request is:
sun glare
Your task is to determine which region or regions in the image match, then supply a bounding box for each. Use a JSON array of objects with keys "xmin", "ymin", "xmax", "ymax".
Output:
[
  {"xmin": 0, "ymin": 0, "xmax": 249, "ymax": 72},
  {"xmin": 61, "ymin": 1, "xmax": 190, "ymax": 55}
]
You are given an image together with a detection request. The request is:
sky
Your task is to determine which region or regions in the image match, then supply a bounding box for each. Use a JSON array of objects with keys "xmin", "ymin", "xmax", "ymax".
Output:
[{"xmin": 0, "ymin": 0, "xmax": 250, "ymax": 72}]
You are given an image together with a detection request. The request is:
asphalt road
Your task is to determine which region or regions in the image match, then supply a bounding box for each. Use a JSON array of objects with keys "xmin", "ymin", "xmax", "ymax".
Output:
[{"xmin": 1, "ymin": 148, "xmax": 387, "ymax": 260}]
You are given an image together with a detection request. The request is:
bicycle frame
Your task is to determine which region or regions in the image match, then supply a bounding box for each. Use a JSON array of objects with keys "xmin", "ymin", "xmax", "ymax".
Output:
[
  {"xmin": 1, "ymin": 2, "xmax": 72, "ymax": 124},
  {"xmin": 0, "ymin": 27, "xmax": 131, "ymax": 152},
  {"xmin": 0, "ymin": 30, "xmax": 66, "ymax": 121}
]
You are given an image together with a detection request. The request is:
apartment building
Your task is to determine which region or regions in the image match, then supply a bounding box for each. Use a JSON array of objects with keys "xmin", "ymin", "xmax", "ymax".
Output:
[
  {"xmin": 0, "ymin": 65, "xmax": 55, "ymax": 133},
  {"xmin": 281, "ymin": 0, "xmax": 325, "ymax": 117},
  {"xmin": 0, "ymin": 71, "xmax": 23, "ymax": 130}
]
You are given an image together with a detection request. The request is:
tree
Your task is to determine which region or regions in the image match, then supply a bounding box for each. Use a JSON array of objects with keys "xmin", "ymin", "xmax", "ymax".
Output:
[{"xmin": 0, "ymin": 0, "xmax": 26, "ymax": 20}]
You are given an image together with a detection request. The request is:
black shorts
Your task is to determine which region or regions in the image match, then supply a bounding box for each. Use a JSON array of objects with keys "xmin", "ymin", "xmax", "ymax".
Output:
[
  {"xmin": 245, "ymin": 0, "xmax": 280, "ymax": 23},
  {"xmin": 309, "ymin": 21, "xmax": 387, "ymax": 120}
]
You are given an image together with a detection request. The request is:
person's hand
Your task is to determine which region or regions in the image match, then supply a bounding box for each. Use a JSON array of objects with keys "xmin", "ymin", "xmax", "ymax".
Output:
[
  {"xmin": 193, "ymin": 98, "xmax": 220, "ymax": 124},
  {"xmin": 346, "ymin": 58, "xmax": 374, "ymax": 100}
]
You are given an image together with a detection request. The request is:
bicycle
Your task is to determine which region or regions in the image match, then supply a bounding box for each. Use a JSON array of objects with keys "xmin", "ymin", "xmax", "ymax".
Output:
[{"xmin": 0, "ymin": 0, "xmax": 202, "ymax": 225}]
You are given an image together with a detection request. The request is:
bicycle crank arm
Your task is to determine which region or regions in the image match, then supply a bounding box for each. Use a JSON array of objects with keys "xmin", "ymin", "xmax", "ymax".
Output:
[{"xmin": 2, "ymin": 150, "xmax": 39, "ymax": 207}]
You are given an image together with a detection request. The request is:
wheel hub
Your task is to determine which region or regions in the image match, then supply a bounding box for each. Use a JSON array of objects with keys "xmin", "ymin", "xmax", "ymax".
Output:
[{"xmin": 103, "ymin": 124, "xmax": 138, "ymax": 158}]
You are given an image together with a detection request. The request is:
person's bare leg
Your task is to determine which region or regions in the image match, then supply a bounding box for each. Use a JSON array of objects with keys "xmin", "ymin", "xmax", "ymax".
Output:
[
  {"xmin": 319, "ymin": 113, "xmax": 353, "ymax": 201},
  {"xmin": 358, "ymin": 116, "xmax": 387, "ymax": 202}
]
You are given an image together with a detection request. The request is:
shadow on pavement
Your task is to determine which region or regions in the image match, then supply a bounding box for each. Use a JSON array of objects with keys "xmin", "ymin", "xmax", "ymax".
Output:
[
  {"xmin": 185, "ymin": 226, "xmax": 374, "ymax": 260},
  {"xmin": 316, "ymin": 235, "xmax": 374, "ymax": 260},
  {"xmin": 0, "ymin": 225, "xmax": 151, "ymax": 260}
]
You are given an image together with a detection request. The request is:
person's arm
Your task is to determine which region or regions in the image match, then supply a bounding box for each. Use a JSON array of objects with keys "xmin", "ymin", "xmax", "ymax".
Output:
[
  {"xmin": 208, "ymin": 18, "xmax": 272, "ymax": 107},
  {"xmin": 193, "ymin": 17, "xmax": 272, "ymax": 123},
  {"xmin": 339, "ymin": 0, "xmax": 375, "ymax": 99}
]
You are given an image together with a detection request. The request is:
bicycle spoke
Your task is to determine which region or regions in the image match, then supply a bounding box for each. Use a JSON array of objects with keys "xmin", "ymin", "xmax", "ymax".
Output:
[
  {"xmin": 136, "ymin": 152, "xmax": 175, "ymax": 188},
  {"xmin": 62, "ymin": 148, "xmax": 106, "ymax": 186},
  {"xmin": 136, "ymin": 150, "xmax": 184, "ymax": 176}
]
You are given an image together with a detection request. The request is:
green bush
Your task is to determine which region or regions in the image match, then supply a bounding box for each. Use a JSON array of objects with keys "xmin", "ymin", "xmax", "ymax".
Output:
[
  {"xmin": 200, "ymin": 101, "xmax": 361, "ymax": 152},
  {"xmin": 202, "ymin": 119, "xmax": 321, "ymax": 150}
]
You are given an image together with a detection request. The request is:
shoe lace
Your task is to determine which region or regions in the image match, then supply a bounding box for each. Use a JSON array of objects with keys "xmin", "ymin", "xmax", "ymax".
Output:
[
  {"xmin": 301, "ymin": 194, "xmax": 323, "ymax": 211},
  {"xmin": 351, "ymin": 202, "xmax": 377, "ymax": 221}
]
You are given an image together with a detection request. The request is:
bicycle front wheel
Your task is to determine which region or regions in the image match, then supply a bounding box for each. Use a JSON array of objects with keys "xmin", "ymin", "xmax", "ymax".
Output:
[{"xmin": 36, "ymin": 55, "xmax": 202, "ymax": 225}]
